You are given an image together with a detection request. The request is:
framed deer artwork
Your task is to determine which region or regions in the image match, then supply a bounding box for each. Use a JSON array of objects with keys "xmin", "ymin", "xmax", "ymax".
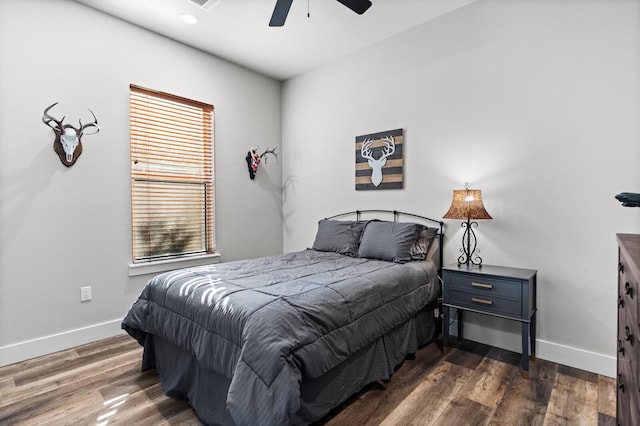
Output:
[{"xmin": 355, "ymin": 128, "xmax": 404, "ymax": 190}]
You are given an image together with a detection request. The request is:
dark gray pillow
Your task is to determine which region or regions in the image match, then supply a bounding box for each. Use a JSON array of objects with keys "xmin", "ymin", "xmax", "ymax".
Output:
[
  {"xmin": 410, "ymin": 227, "xmax": 439, "ymax": 260},
  {"xmin": 312, "ymin": 220, "xmax": 367, "ymax": 257},
  {"xmin": 358, "ymin": 221, "xmax": 425, "ymax": 263}
]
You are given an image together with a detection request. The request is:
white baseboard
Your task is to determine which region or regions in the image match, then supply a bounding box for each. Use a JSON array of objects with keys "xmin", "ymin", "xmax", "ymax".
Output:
[
  {"xmin": 0, "ymin": 319, "xmax": 125, "ymax": 368},
  {"xmin": 457, "ymin": 318, "xmax": 616, "ymax": 378},
  {"xmin": 536, "ymin": 339, "xmax": 616, "ymax": 378},
  {"xmin": 0, "ymin": 320, "xmax": 617, "ymax": 379}
]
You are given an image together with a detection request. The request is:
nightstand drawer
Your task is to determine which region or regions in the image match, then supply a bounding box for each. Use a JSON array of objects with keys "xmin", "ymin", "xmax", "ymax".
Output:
[
  {"xmin": 447, "ymin": 273, "xmax": 522, "ymax": 301},
  {"xmin": 447, "ymin": 289, "xmax": 522, "ymax": 317}
]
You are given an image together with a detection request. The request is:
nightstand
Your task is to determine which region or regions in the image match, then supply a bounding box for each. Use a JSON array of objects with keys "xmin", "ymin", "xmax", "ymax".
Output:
[{"xmin": 442, "ymin": 264, "xmax": 537, "ymax": 378}]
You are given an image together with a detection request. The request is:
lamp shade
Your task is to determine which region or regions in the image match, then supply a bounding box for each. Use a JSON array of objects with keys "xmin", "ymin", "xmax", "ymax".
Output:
[{"xmin": 443, "ymin": 188, "xmax": 492, "ymax": 220}]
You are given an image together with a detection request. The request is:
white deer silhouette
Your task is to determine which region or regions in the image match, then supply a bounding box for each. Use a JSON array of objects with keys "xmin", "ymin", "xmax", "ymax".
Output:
[{"xmin": 360, "ymin": 136, "xmax": 395, "ymax": 187}]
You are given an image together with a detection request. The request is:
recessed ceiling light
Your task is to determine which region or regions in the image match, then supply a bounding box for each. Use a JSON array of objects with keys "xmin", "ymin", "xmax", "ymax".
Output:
[{"xmin": 180, "ymin": 13, "xmax": 198, "ymax": 25}]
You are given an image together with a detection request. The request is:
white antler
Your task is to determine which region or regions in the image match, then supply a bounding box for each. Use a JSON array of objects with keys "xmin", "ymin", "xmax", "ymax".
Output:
[
  {"xmin": 360, "ymin": 136, "xmax": 395, "ymax": 187},
  {"xmin": 380, "ymin": 135, "xmax": 395, "ymax": 159},
  {"xmin": 360, "ymin": 138, "xmax": 374, "ymax": 161}
]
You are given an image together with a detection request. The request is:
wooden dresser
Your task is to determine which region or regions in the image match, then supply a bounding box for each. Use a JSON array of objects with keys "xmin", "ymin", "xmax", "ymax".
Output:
[{"xmin": 617, "ymin": 234, "xmax": 640, "ymax": 425}]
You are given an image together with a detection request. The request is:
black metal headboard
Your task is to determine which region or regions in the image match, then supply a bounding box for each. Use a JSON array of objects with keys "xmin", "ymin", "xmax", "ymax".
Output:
[{"xmin": 324, "ymin": 209, "xmax": 445, "ymax": 273}]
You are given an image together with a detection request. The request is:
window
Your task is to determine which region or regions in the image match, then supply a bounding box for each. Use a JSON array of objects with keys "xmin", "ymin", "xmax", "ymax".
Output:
[{"xmin": 129, "ymin": 85, "xmax": 215, "ymax": 263}]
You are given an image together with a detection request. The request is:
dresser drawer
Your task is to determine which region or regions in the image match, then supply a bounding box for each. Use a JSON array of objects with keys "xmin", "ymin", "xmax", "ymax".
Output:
[
  {"xmin": 447, "ymin": 272, "xmax": 522, "ymax": 301},
  {"xmin": 617, "ymin": 356, "xmax": 640, "ymax": 426}
]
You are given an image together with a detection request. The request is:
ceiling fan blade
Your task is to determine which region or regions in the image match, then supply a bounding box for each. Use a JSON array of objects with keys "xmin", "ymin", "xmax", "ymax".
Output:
[
  {"xmin": 336, "ymin": 0, "xmax": 372, "ymax": 15},
  {"xmin": 269, "ymin": 0, "xmax": 294, "ymax": 27}
]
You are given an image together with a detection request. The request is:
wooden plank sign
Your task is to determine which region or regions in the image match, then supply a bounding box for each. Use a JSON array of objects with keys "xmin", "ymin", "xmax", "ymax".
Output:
[{"xmin": 355, "ymin": 128, "xmax": 404, "ymax": 190}]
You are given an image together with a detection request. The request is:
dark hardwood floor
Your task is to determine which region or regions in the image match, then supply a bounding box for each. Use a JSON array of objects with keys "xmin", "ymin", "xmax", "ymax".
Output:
[{"xmin": 0, "ymin": 335, "xmax": 616, "ymax": 425}]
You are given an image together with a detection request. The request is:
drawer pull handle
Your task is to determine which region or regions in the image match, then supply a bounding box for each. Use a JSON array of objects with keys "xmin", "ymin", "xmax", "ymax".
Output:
[
  {"xmin": 625, "ymin": 282, "xmax": 634, "ymax": 298},
  {"xmin": 471, "ymin": 297, "xmax": 493, "ymax": 305},
  {"xmin": 618, "ymin": 374, "xmax": 625, "ymax": 393},
  {"xmin": 619, "ymin": 262, "xmax": 624, "ymax": 273},
  {"xmin": 618, "ymin": 340, "xmax": 625, "ymax": 356},
  {"xmin": 471, "ymin": 282, "xmax": 493, "ymax": 289}
]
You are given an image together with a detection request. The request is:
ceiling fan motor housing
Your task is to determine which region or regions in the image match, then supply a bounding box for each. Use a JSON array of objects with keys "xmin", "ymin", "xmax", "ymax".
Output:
[{"xmin": 269, "ymin": 0, "xmax": 372, "ymax": 27}]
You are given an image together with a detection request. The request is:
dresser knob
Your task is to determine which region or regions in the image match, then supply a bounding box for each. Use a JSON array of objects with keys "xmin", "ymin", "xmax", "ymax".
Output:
[
  {"xmin": 624, "ymin": 326, "xmax": 634, "ymax": 343},
  {"xmin": 625, "ymin": 282, "xmax": 634, "ymax": 298},
  {"xmin": 619, "ymin": 262, "xmax": 625, "ymax": 273},
  {"xmin": 618, "ymin": 295, "xmax": 624, "ymax": 308},
  {"xmin": 618, "ymin": 374, "xmax": 625, "ymax": 393}
]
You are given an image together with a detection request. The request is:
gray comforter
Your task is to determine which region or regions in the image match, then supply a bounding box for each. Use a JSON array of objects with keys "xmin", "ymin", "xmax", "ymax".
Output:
[{"xmin": 122, "ymin": 249, "xmax": 438, "ymax": 425}]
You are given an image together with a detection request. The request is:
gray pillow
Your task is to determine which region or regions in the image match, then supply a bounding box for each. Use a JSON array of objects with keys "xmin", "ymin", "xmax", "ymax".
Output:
[
  {"xmin": 358, "ymin": 221, "xmax": 425, "ymax": 263},
  {"xmin": 410, "ymin": 227, "xmax": 439, "ymax": 260},
  {"xmin": 312, "ymin": 220, "xmax": 367, "ymax": 257}
]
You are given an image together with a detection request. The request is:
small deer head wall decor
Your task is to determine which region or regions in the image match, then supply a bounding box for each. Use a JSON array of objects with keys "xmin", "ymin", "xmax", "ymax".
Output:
[
  {"xmin": 245, "ymin": 146, "xmax": 278, "ymax": 180},
  {"xmin": 42, "ymin": 102, "xmax": 100, "ymax": 167}
]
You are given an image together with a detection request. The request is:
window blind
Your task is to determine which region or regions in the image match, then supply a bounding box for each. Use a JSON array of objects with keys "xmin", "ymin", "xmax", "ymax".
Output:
[{"xmin": 130, "ymin": 84, "xmax": 215, "ymax": 262}]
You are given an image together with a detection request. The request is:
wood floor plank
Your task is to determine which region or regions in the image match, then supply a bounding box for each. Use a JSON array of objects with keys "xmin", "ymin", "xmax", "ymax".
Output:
[
  {"xmin": 0, "ymin": 357, "xmax": 141, "ymax": 422},
  {"xmin": 489, "ymin": 358, "xmax": 558, "ymax": 426},
  {"xmin": 0, "ymin": 347, "xmax": 79, "ymax": 379},
  {"xmin": 543, "ymin": 372, "xmax": 599, "ymax": 426},
  {"xmin": 14, "ymin": 389, "xmax": 106, "ymax": 426},
  {"xmin": 0, "ymin": 350, "xmax": 137, "ymax": 410},
  {"xmin": 166, "ymin": 408, "xmax": 204, "ymax": 425},
  {"xmin": 458, "ymin": 357, "xmax": 517, "ymax": 408},
  {"xmin": 323, "ymin": 343, "xmax": 444, "ymax": 425},
  {"xmin": 432, "ymin": 396, "xmax": 493, "ymax": 426},
  {"xmin": 0, "ymin": 335, "xmax": 616, "ymax": 426},
  {"xmin": 557, "ymin": 364, "xmax": 598, "ymax": 383},
  {"xmin": 445, "ymin": 346, "xmax": 486, "ymax": 370},
  {"xmin": 73, "ymin": 334, "xmax": 133, "ymax": 357},
  {"xmin": 598, "ymin": 412, "xmax": 616, "ymax": 426},
  {"xmin": 105, "ymin": 382, "xmax": 199, "ymax": 425},
  {"xmin": 597, "ymin": 375, "xmax": 616, "ymax": 418},
  {"xmin": 379, "ymin": 361, "xmax": 472, "ymax": 426},
  {"xmin": 485, "ymin": 346, "xmax": 524, "ymax": 368},
  {"xmin": 0, "ymin": 375, "xmax": 15, "ymax": 390},
  {"xmin": 97, "ymin": 368, "xmax": 159, "ymax": 403},
  {"xmin": 13, "ymin": 340, "xmax": 135, "ymax": 387}
]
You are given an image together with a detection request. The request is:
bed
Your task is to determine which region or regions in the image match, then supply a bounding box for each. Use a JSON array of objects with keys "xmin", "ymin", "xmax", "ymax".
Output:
[{"xmin": 122, "ymin": 210, "xmax": 444, "ymax": 425}]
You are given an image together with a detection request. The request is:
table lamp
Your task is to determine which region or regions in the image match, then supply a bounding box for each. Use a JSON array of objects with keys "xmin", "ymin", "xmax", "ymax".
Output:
[{"xmin": 443, "ymin": 183, "xmax": 492, "ymax": 266}]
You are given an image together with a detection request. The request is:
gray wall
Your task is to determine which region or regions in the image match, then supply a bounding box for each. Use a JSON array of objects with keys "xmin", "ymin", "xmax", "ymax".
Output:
[
  {"xmin": 2, "ymin": 0, "xmax": 638, "ymax": 377},
  {"xmin": 0, "ymin": 0, "xmax": 283, "ymax": 365},
  {"xmin": 282, "ymin": 0, "xmax": 640, "ymax": 376}
]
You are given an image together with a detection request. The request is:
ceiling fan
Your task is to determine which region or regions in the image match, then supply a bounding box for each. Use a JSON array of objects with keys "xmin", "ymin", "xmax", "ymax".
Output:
[{"xmin": 269, "ymin": 0, "xmax": 372, "ymax": 27}]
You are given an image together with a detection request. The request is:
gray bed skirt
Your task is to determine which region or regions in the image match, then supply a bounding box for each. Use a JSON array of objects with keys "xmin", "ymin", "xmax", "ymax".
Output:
[{"xmin": 141, "ymin": 306, "xmax": 437, "ymax": 426}]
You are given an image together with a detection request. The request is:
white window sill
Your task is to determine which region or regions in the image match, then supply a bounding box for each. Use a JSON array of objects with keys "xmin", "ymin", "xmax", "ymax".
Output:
[{"xmin": 128, "ymin": 252, "xmax": 221, "ymax": 277}]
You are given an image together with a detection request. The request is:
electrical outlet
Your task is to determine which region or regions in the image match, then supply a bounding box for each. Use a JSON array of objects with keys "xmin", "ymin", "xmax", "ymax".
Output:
[{"xmin": 80, "ymin": 286, "xmax": 92, "ymax": 302}]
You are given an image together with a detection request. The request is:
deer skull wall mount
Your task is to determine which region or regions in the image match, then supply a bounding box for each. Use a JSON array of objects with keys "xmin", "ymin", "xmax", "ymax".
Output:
[
  {"xmin": 42, "ymin": 102, "xmax": 100, "ymax": 167},
  {"xmin": 246, "ymin": 146, "xmax": 278, "ymax": 180}
]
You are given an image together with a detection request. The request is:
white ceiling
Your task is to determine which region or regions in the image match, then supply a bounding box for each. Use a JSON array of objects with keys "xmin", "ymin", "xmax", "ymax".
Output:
[{"xmin": 73, "ymin": 0, "xmax": 477, "ymax": 81}]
